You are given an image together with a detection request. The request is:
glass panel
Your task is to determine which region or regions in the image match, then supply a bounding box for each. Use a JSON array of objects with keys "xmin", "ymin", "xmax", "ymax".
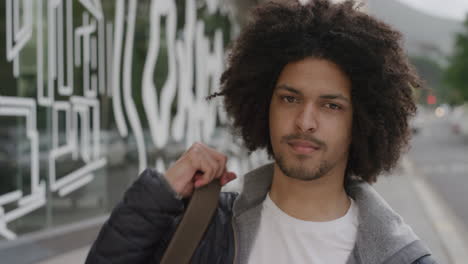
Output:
[{"xmin": 0, "ymin": 0, "xmax": 265, "ymax": 249}]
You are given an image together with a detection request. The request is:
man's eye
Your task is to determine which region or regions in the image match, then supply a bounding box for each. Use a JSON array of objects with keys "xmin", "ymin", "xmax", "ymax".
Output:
[
  {"xmin": 326, "ymin": 103, "xmax": 342, "ymax": 110},
  {"xmin": 282, "ymin": 96, "xmax": 297, "ymax": 103}
]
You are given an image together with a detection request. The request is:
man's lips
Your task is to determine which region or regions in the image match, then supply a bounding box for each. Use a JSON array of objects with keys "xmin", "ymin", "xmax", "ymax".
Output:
[{"xmin": 287, "ymin": 139, "xmax": 320, "ymax": 154}]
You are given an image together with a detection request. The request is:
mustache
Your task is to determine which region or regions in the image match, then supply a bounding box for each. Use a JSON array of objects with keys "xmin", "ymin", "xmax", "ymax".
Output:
[{"xmin": 281, "ymin": 134, "xmax": 325, "ymax": 148}]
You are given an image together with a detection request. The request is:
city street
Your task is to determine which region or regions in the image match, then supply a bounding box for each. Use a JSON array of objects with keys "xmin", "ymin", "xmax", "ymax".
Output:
[
  {"xmin": 408, "ymin": 111, "xmax": 468, "ymax": 238},
  {"xmin": 35, "ymin": 110, "xmax": 468, "ymax": 264}
]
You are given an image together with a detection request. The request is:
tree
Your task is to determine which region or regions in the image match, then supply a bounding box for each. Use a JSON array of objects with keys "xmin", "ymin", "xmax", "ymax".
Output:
[
  {"xmin": 444, "ymin": 14, "xmax": 468, "ymax": 104},
  {"xmin": 410, "ymin": 56, "xmax": 445, "ymax": 105}
]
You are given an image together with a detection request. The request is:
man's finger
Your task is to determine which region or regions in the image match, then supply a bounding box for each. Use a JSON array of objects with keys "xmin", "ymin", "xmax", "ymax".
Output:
[
  {"xmin": 220, "ymin": 171, "xmax": 237, "ymax": 186},
  {"xmin": 199, "ymin": 144, "xmax": 228, "ymax": 179},
  {"xmin": 194, "ymin": 152, "xmax": 217, "ymax": 188}
]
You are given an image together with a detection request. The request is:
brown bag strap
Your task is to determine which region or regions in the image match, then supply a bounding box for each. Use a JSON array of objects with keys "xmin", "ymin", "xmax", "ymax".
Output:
[{"xmin": 160, "ymin": 180, "xmax": 221, "ymax": 264}]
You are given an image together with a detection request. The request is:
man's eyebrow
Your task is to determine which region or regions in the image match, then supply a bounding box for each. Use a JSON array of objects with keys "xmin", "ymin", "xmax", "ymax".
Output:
[
  {"xmin": 319, "ymin": 94, "xmax": 351, "ymax": 103},
  {"xmin": 277, "ymin": 84, "xmax": 350, "ymax": 103},
  {"xmin": 275, "ymin": 84, "xmax": 303, "ymax": 95}
]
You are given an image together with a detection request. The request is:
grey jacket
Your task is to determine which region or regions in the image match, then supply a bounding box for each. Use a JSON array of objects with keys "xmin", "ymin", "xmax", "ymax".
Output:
[
  {"xmin": 86, "ymin": 163, "xmax": 436, "ymax": 263},
  {"xmin": 232, "ymin": 163, "xmax": 434, "ymax": 264}
]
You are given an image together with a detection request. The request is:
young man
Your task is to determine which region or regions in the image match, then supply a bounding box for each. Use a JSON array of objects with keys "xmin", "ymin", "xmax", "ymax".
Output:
[{"xmin": 86, "ymin": 1, "xmax": 436, "ymax": 263}]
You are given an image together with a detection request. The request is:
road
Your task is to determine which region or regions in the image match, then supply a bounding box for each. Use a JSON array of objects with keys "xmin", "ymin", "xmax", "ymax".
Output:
[{"xmin": 408, "ymin": 113, "xmax": 468, "ymax": 235}]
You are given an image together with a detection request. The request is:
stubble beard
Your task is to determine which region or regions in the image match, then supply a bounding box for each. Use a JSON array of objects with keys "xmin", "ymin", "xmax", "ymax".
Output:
[{"xmin": 274, "ymin": 152, "xmax": 334, "ymax": 181}]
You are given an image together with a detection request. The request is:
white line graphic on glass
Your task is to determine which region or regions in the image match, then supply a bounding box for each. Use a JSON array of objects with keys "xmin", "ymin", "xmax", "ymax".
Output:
[
  {"xmin": 0, "ymin": 96, "xmax": 46, "ymax": 240},
  {"xmin": 111, "ymin": 0, "xmax": 128, "ymax": 137},
  {"xmin": 122, "ymin": 0, "xmax": 147, "ymax": 172},
  {"xmin": 142, "ymin": 0, "xmax": 177, "ymax": 149},
  {"xmin": 49, "ymin": 97, "xmax": 107, "ymax": 197},
  {"xmin": 6, "ymin": 0, "xmax": 33, "ymax": 78}
]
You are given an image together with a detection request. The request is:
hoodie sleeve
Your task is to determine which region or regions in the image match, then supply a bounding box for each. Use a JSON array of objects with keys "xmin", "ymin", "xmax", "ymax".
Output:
[
  {"xmin": 412, "ymin": 255, "xmax": 438, "ymax": 264},
  {"xmin": 85, "ymin": 168, "xmax": 185, "ymax": 264}
]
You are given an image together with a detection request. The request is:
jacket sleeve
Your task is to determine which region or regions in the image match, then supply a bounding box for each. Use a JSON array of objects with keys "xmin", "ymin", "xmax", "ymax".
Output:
[
  {"xmin": 85, "ymin": 168, "xmax": 186, "ymax": 264},
  {"xmin": 412, "ymin": 255, "xmax": 438, "ymax": 264}
]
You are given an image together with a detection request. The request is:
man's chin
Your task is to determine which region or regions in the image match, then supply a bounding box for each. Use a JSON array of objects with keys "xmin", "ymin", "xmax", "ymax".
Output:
[
  {"xmin": 284, "ymin": 169, "xmax": 324, "ymax": 181},
  {"xmin": 283, "ymin": 152, "xmax": 316, "ymax": 165},
  {"xmin": 275, "ymin": 154, "xmax": 332, "ymax": 182},
  {"xmin": 276, "ymin": 162, "xmax": 321, "ymax": 181}
]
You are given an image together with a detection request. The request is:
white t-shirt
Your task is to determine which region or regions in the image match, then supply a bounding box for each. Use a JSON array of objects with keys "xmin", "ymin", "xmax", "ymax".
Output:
[{"xmin": 247, "ymin": 193, "xmax": 359, "ymax": 264}]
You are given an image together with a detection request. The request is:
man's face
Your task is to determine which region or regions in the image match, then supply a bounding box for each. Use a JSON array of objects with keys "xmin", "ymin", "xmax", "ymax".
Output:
[{"xmin": 269, "ymin": 57, "xmax": 353, "ymax": 181}]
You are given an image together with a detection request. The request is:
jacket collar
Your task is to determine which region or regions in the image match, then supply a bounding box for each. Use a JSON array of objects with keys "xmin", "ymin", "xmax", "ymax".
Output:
[
  {"xmin": 232, "ymin": 162, "xmax": 430, "ymax": 264},
  {"xmin": 232, "ymin": 163, "xmax": 274, "ymax": 218}
]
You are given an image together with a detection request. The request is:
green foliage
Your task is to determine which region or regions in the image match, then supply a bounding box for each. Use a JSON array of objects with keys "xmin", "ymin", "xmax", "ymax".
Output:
[
  {"xmin": 444, "ymin": 14, "xmax": 468, "ymax": 104},
  {"xmin": 410, "ymin": 56, "xmax": 445, "ymax": 105}
]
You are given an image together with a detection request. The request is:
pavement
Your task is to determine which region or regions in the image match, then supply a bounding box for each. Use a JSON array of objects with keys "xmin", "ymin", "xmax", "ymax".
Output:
[
  {"xmin": 38, "ymin": 156, "xmax": 467, "ymax": 264},
  {"xmin": 374, "ymin": 157, "xmax": 467, "ymax": 264},
  {"xmin": 37, "ymin": 246, "xmax": 90, "ymax": 264}
]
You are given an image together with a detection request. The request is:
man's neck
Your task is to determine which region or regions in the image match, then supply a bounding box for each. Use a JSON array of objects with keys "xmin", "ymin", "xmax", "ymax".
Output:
[{"xmin": 269, "ymin": 163, "xmax": 350, "ymax": 222}]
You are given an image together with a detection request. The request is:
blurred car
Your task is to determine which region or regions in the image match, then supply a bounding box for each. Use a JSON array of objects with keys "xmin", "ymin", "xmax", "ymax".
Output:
[
  {"xmin": 411, "ymin": 105, "xmax": 427, "ymax": 135},
  {"xmin": 450, "ymin": 103, "xmax": 468, "ymax": 137},
  {"xmin": 434, "ymin": 104, "xmax": 451, "ymax": 118}
]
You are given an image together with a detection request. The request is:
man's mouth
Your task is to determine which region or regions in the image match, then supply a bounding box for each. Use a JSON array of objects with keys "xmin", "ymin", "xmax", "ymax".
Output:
[{"xmin": 287, "ymin": 139, "xmax": 320, "ymax": 155}]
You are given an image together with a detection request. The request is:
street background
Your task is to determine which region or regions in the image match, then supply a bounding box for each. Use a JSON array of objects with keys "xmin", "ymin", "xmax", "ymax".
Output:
[{"xmin": 1, "ymin": 0, "xmax": 468, "ymax": 263}]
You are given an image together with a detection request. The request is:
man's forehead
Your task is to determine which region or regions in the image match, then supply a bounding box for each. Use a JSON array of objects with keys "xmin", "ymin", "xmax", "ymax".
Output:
[{"xmin": 274, "ymin": 57, "xmax": 352, "ymax": 98}]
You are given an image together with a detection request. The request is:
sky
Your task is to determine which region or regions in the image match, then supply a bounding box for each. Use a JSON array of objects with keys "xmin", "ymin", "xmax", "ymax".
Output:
[
  {"xmin": 297, "ymin": 0, "xmax": 468, "ymax": 21},
  {"xmin": 396, "ymin": 0, "xmax": 468, "ymax": 21}
]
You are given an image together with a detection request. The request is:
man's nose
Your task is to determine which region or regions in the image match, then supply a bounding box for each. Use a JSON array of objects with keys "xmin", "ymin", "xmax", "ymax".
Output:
[{"xmin": 295, "ymin": 104, "xmax": 318, "ymax": 133}]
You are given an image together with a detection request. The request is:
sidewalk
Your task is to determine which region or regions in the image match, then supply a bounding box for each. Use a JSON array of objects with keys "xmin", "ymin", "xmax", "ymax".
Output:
[
  {"xmin": 37, "ymin": 246, "xmax": 90, "ymax": 264},
  {"xmin": 39, "ymin": 158, "xmax": 461, "ymax": 264},
  {"xmin": 374, "ymin": 164, "xmax": 451, "ymax": 263}
]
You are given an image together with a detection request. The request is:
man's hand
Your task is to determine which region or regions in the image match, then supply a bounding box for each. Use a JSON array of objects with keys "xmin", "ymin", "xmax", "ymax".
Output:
[{"xmin": 164, "ymin": 142, "xmax": 238, "ymax": 198}]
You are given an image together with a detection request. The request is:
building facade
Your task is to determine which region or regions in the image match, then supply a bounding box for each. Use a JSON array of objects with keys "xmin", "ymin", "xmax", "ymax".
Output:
[{"xmin": 0, "ymin": 0, "xmax": 270, "ymax": 262}]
